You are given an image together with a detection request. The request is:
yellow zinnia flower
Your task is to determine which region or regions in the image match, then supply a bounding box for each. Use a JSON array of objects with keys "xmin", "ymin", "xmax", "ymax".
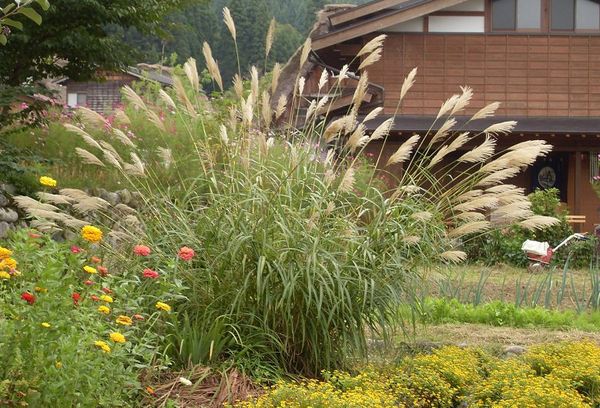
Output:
[
  {"xmin": 0, "ymin": 271, "xmax": 10, "ymax": 280},
  {"xmin": 41, "ymin": 322, "xmax": 51, "ymax": 328},
  {"xmin": 0, "ymin": 258, "xmax": 17, "ymax": 271},
  {"xmin": 155, "ymin": 301, "xmax": 171, "ymax": 312},
  {"xmin": 81, "ymin": 225, "xmax": 103, "ymax": 243},
  {"xmin": 84, "ymin": 265, "xmax": 97, "ymax": 274},
  {"xmin": 55, "ymin": 361, "xmax": 62, "ymax": 369},
  {"xmin": 98, "ymin": 305, "xmax": 111, "ymax": 315},
  {"xmin": 116, "ymin": 315, "xmax": 133, "ymax": 326},
  {"xmin": 0, "ymin": 247, "xmax": 12, "ymax": 260},
  {"xmin": 94, "ymin": 340, "xmax": 111, "ymax": 353},
  {"xmin": 39, "ymin": 176, "xmax": 57, "ymax": 187},
  {"xmin": 100, "ymin": 295, "xmax": 113, "ymax": 303},
  {"xmin": 34, "ymin": 286, "xmax": 48, "ymax": 293},
  {"xmin": 109, "ymin": 332, "xmax": 126, "ymax": 343}
]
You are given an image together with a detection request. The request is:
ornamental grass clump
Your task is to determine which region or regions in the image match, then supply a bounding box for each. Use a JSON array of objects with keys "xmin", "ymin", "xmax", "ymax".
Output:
[{"xmin": 14, "ymin": 9, "xmax": 558, "ymax": 378}]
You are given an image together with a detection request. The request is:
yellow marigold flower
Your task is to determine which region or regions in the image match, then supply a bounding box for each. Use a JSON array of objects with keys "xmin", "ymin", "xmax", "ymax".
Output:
[
  {"xmin": 0, "ymin": 258, "xmax": 17, "ymax": 271},
  {"xmin": 39, "ymin": 176, "xmax": 57, "ymax": 187},
  {"xmin": 81, "ymin": 225, "xmax": 103, "ymax": 243},
  {"xmin": 34, "ymin": 286, "xmax": 48, "ymax": 293},
  {"xmin": 0, "ymin": 271, "xmax": 10, "ymax": 280},
  {"xmin": 98, "ymin": 305, "xmax": 111, "ymax": 315},
  {"xmin": 83, "ymin": 265, "xmax": 97, "ymax": 274},
  {"xmin": 41, "ymin": 322, "xmax": 51, "ymax": 328},
  {"xmin": 116, "ymin": 315, "xmax": 133, "ymax": 326},
  {"xmin": 94, "ymin": 340, "xmax": 111, "ymax": 353},
  {"xmin": 109, "ymin": 332, "xmax": 126, "ymax": 343},
  {"xmin": 55, "ymin": 361, "xmax": 62, "ymax": 369},
  {"xmin": 0, "ymin": 247, "xmax": 12, "ymax": 260},
  {"xmin": 155, "ymin": 301, "xmax": 171, "ymax": 312},
  {"xmin": 100, "ymin": 295, "xmax": 113, "ymax": 303}
]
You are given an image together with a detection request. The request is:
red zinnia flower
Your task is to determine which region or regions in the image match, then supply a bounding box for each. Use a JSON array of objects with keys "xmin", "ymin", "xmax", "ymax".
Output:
[
  {"xmin": 178, "ymin": 246, "xmax": 195, "ymax": 261},
  {"xmin": 91, "ymin": 256, "xmax": 102, "ymax": 264},
  {"xmin": 70, "ymin": 245, "xmax": 82, "ymax": 254},
  {"xmin": 102, "ymin": 287, "xmax": 112, "ymax": 294},
  {"xmin": 72, "ymin": 292, "xmax": 81, "ymax": 305},
  {"xmin": 133, "ymin": 245, "xmax": 151, "ymax": 256},
  {"xmin": 21, "ymin": 292, "xmax": 35, "ymax": 305},
  {"xmin": 97, "ymin": 266, "xmax": 108, "ymax": 276},
  {"xmin": 133, "ymin": 314, "xmax": 145, "ymax": 321},
  {"xmin": 84, "ymin": 280, "xmax": 94, "ymax": 286},
  {"xmin": 142, "ymin": 268, "xmax": 159, "ymax": 279},
  {"xmin": 28, "ymin": 232, "xmax": 41, "ymax": 239},
  {"xmin": 91, "ymin": 295, "xmax": 100, "ymax": 302}
]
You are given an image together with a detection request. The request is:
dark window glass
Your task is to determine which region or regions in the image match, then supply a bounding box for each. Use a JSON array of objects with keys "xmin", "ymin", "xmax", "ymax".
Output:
[
  {"xmin": 551, "ymin": 0, "xmax": 575, "ymax": 30},
  {"xmin": 517, "ymin": 0, "xmax": 541, "ymax": 29},
  {"xmin": 492, "ymin": 0, "xmax": 516, "ymax": 30}
]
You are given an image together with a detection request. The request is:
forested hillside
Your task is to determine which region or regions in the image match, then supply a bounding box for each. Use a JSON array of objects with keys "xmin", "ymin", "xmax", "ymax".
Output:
[{"xmin": 116, "ymin": 0, "xmax": 367, "ymax": 84}]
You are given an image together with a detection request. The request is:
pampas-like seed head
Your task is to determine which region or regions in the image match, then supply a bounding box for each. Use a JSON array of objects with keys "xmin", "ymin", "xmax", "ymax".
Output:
[
  {"xmin": 346, "ymin": 124, "xmax": 368, "ymax": 152},
  {"xmin": 471, "ymin": 102, "xmax": 500, "ymax": 121},
  {"xmin": 369, "ymin": 117, "xmax": 393, "ymax": 142},
  {"xmin": 72, "ymin": 197, "xmax": 111, "ymax": 214},
  {"xmin": 363, "ymin": 107, "xmax": 383, "ymax": 123},
  {"xmin": 357, "ymin": 34, "xmax": 387, "ymax": 58},
  {"xmin": 172, "ymin": 76, "xmax": 197, "ymax": 117},
  {"xmin": 483, "ymin": 121, "xmax": 517, "ymax": 136},
  {"xmin": 159, "ymin": 89, "xmax": 176, "ymax": 111},
  {"xmin": 59, "ymin": 188, "xmax": 89, "ymax": 202},
  {"xmin": 266, "ymin": 18, "xmax": 276, "ymax": 58},
  {"xmin": 146, "ymin": 109, "xmax": 166, "ymax": 132},
  {"xmin": 429, "ymin": 118, "xmax": 456, "ymax": 145},
  {"xmin": 13, "ymin": 196, "xmax": 60, "ymax": 212},
  {"xmin": 300, "ymin": 38, "xmax": 312, "ymax": 69},
  {"xmin": 223, "ymin": 7, "xmax": 236, "ymax": 40},
  {"xmin": 184, "ymin": 58, "xmax": 200, "ymax": 93},
  {"xmin": 323, "ymin": 116, "xmax": 349, "ymax": 143},
  {"xmin": 450, "ymin": 86, "xmax": 473, "ymax": 116},
  {"xmin": 202, "ymin": 42, "xmax": 224, "ymax": 92},
  {"xmin": 448, "ymin": 221, "xmax": 491, "ymax": 238},
  {"xmin": 318, "ymin": 68, "xmax": 329, "ymax": 92},
  {"xmin": 400, "ymin": 67, "xmax": 417, "ymax": 100},
  {"xmin": 297, "ymin": 77, "xmax": 305, "ymax": 96},
  {"xmin": 233, "ymin": 74, "xmax": 244, "ymax": 100},
  {"xmin": 103, "ymin": 150, "xmax": 123, "ymax": 170},
  {"xmin": 112, "ymin": 128, "xmax": 136, "ymax": 148},
  {"xmin": 386, "ymin": 134, "xmax": 420, "ymax": 166},
  {"xmin": 275, "ymin": 95, "xmax": 287, "ymax": 119},
  {"xmin": 338, "ymin": 166, "xmax": 356, "ymax": 193},
  {"xmin": 458, "ymin": 136, "xmax": 496, "ymax": 163},
  {"xmin": 271, "ymin": 63, "xmax": 282, "ymax": 95},
  {"xmin": 358, "ymin": 47, "xmax": 382, "ymax": 71},
  {"xmin": 412, "ymin": 211, "xmax": 433, "ymax": 221},
  {"xmin": 261, "ymin": 91, "xmax": 272, "ymax": 128},
  {"xmin": 114, "ymin": 109, "xmax": 130, "ymax": 125},
  {"xmin": 436, "ymin": 94, "xmax": 460, "ymax": 119},
  {"xmin": 157, "ymin": 147, "xmax": 173, "ymax": 169},
  {"xmin": 37, "ymin": 192, "xmax": 73, "ymax": 205},
  {"xmin": 440, "ymin": 250, "xmax": 467, "ymax": 263},
  {"xmin": 121, "ymin": 86, "xmax": 147, "ymax": 112},
  {"xmin": 77, "ymin": 106, "xmax": 108, "ymax": 128},
  {"xmin": 99, "ymin": 141, "xmax": 123, "ymax": 163},
  {"xmin": 64, "ymin": 124, "xmax": 101, "ymax": 150},
  {"xmin": 520, "ymin": 215, "xmax": 560, "ymax": 231},
  {"xmin": 75, "ymin": 148, "xmax": 105, "ymax": 167}
]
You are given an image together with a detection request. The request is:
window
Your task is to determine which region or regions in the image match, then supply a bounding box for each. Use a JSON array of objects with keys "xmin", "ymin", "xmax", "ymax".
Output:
[
  {"xmin": 551, "ymin": 0, "xmax": 600, "ymax": 31},
  {"xmin": 491, "ymin": 0, "xmax": 541, "ymax": 31},
  {"xmin": 67, "ymin": 93, "xmax": 87, "ymax": 108}
]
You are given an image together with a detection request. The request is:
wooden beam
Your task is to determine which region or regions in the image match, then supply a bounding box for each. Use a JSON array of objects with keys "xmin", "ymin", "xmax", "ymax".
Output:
[
  {"xmin": 575, "ymin": 151, "xmax": 582, "ymax": 216},
  {"xmin": 329, "ymin": 0, "xmax": 412, "ymax": 27},
  {"xmin": 313, "ymin": 0, "xmax": 470, "ymax": 50}
]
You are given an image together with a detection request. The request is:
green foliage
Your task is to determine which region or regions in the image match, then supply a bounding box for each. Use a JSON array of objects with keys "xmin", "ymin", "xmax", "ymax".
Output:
[
  {"xmin": 237, "ymin": 343, "xmax": 596, "ymax": 407},
  {"xmin": 0, "ymin": 0, "xmax": 50, "ymax": 45}
]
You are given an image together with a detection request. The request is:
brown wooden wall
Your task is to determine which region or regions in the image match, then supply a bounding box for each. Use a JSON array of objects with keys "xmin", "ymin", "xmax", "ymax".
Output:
[
  {"xmin": 365, "ymin": 33, "xmax": 600, "ymax": 117},
  {"xmin": 64, "ymin": 75, "xmax": 135, "ymax": 114}
]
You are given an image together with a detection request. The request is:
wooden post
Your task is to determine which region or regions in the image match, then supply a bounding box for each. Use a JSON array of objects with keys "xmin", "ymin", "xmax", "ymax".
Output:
[{"xmin": 575, "ymin": 151, "xmax": 582, "ymax": 231}]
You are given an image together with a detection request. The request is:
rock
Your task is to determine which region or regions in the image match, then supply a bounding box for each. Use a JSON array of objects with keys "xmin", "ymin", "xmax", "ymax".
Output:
[
  {"xmin": 503, "ymin": 345, "xmax": 526, "ymax": 357},
  {"xmin": 99, "ymin": 190, "xmax": 120, "ymax": 206},
  {"xmin": 0, "ymin": 194, "xmax": 8, "ymax": 207},
  {"xmin": 117, "ymin": 189, "xmax": 132, "ymax": 205},
  {"xmin": 0, "ymin": 222, "xmax": 10, "ymax": 238},
  {"xmin": 0, "ymin": 184, "xmax": 16, "ymax": 195},
  {"xmin": 0, "ymin": 208, "xmax": 18, "ymax": 223}
]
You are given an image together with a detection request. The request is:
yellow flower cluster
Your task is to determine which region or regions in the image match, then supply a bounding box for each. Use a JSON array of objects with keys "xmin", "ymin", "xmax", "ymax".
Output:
[
  {"xmin": 81, "ymin": 225, "xmax": 103, "ymax": 244},
  {"xmin": 39, "ymin": 176, "xmax": 57, "ymax": 187},
  {"xmin": 237, "ymin": 342, "xmax": 599, "ymax": 408},
  {"xmin": 0, "ymin": 246, "xmax": 18, "ymax": 279}
]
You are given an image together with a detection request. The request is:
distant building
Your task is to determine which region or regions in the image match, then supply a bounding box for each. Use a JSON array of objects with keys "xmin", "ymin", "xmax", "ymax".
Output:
[{"xmin": 53, "ymin": 65, "xmax": 173, "ymax": 114}]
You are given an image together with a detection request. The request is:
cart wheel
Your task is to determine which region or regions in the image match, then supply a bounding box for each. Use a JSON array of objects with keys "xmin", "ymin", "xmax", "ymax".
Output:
[{"xmin": 527, "ymin": 263, "xmax": 543, "ymax": 273}]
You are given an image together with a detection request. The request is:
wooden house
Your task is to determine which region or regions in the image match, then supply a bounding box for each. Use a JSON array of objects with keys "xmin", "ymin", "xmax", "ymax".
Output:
[{"xmin": 283, "ymin": 0, "xmax": 600, "ymax": 231}]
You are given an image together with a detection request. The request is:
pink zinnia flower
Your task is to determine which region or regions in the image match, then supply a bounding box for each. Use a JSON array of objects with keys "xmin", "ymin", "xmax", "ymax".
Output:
[
  {"xmin": 97, "ymin": 266, "xmax": 108, "ymax": 276},
  {"xmin": 133, "ymin": 245, "xmax": 151, "ymax": 256},
  {"xmin": 142, "ymin": 268, "xmax": 159, "ymax": 279},
  {"xmin": 178, "ymin": 246, "xmax": 195, "ymax": 261},
  {"xmin": 84, "ymin": 280, "xmax": 94, "ymax": 286},
  {"xmin": 102, "ymin": 287, "xmax": 112, "ymax": 294},
  {"xmin": 70, "ymin": 245, "xmax": 82, "ymax": 254}
]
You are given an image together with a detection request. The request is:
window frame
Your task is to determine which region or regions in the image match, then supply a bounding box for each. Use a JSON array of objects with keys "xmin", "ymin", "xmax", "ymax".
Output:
[{"xmin": 490, "ymin": 0, "xmax": 544, "ymax": 32}]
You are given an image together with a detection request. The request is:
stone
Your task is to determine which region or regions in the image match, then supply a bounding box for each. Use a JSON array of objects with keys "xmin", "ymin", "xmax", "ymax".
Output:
[
  {"xmin": 99, "ymin": 190, "xmax": 120, "ymax": 206},
  {"xmin": 0, "ymin": 208, "xmax": 18, "ymax": 223},
  {"xmin": 503, "ymin": 345, "xmax": 526, "ymax": 357},
  {"xmin": 0, "ymin": 184, "xmax": 16, "ymax": 195},
  {"xmin": 118, "ymin": 189, "xmax": 132, "ymax": 205},
  {"xmin": 0, "ymin": 194, "xmax": 8, "ymax": 207},
  {"xmin": 0, "ymin": 222, "xmax": 10, "ymax": 238}
]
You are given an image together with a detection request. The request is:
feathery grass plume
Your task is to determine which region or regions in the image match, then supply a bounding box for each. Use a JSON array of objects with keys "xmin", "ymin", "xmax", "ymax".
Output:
[
  {"xmin": 428, "ymin": 145, "xmax": 450, "ymax": 169},
  {"xmin": 520, "ymin": 215, "xmax": 560, "ymax": 231},
  {"xmin": 386, "ymin": 134, "xmax": 420, "ymax": 166},
  {"xmin": 458, "ymin": 136, "xmax": 496, "ymax": 163},
  {"xmin": 346, "ymin": 124, "xmax": 368, "ymax": 152},
  {"xmin": 115, "ymin": 203, "xmax": 137, "ymax": 215},
  {"xmin": 447, "ymin": 132, "xmax": 471, "ymax": 153},
  {"xmin": 250, "ymin": 66, "xmax": 259, "ymax": 102},
  {"xmin": 351, "ymin": 73, "xmax": 369, "ymax": 107},
  {"xmin": 297, "ymin": 77, "xmax": 305, "ymax": 96},
  {"xmin": 403, "ymin": 236, "xmax": 421, "ymax": 245},
  {"xmin": 99, "ymin": 141, "xmax": 123, "ymax": 163},
  {"xmin": 450, "ymin": 86, "xmax": 473, "ymax": 116},
  {"xmin": 429, "ymin": 118, "xmax": 456, "ymax": 145},
  {"xmin": 103, "ymin": 150, "xmax": 123, "ymax": 170},
  {"xmin": 369, "ymin": 117, "xmax": 394, "ymax": 142},
  {"xmin": 476, "ymin": 168, "xmax": 521, "ymax": 187},
  {"xmin": 324, "ymin": 149, "xmax": 335, "ymax": 167},
  {"xmin": 323, "ymin": 116, "xmax": 349, "ymax": 143},
  {"xmin": 493, "ymin": 209, "xmax": 534, "ymax": 225},
  {"xmin": 146, "ymin": 109, "xmax": 166, "ymax": 132},
  {"xmin": 77, "ymin": 106, "xmax": 109, "ymax": 128},
  {"xmin": 37, "ymin": 192, "xmax": 73, "ymax": 205},
  {"xmin": 325, "ymin": 201, "xmax": 335, "ymax": 215},
  {"xmin": 159, "ymin": 89, "xmax": 177, "ymax": 111},
  {"xmin": 357, "ymin": 34, "xmax": 387, "ymax": 58},
  {"xmin": 61, "ymin": 216, "xmax": 89, "ymax": 229},
  {"xmin": 315, "ymin": 95, "xmax": 330, "ymax": 115},
  {"xmin": 184, "ymin": 57, "xmax": 200, "ymax": 93},
  {"xmin": 318, "ymin": 69, "xmax": 329, "ymax": 91},
  {"xmin": 299, "ymin": 38, "xmax": 312, "ymax": 69},
  {"xmin": 13, "ymin": 196, "xmax": 60, "ymax": 212},
  {"xmin": 486, "ymin": 184, "xmax": 520, "ymax": 194},
  {"xmin": 112, "ymin": 128, "xmax": 136, "ymax": 148},
  {"xmin": 483, "ymin": 120, "xmax": 517, "ymax": 136},
  {"xmin": 452, "ymin": 211, "xmax": 487, "ymax": 222},
  {"xmin": 59, "ymin": 188, "xmax": 89, "ymax": 202},
  {"xmin": 114, "ymin": 109, "xmax": 131, "ymax": 125},
  {"xmin": 75, "ymin": 148, "xmax": 105, "ymax": 167},
  {"xmin": 275, "ymin": 95, "xmax": 287, "ymax": 119},
  {"xmin": 440, "ymin": 250, "xmax": 467, "ymax": 263},
  {"xmin": 157, "ymin": 147, "xmax": 173, "ymax": 169},
  {"xmin": 491, "ymin": 200, "xmax": 531, "ymax": 215},
  {"xmin": 262, "ymin": 90, "xmax": 272, "ymax": 128},
  {"xmin": 305, "ymin": 99, "xmax": 317, "ymax": 124},
  {"xmin": 412, "ymin": 211, "xmax": 433, "ymax": 221},
  {"xmin": 233, "ymin": 74, "xmax": 244, "ymax": 100},
  {"xmin": 223, "ymin": 7, "xmax": 236, "ymax": 40},
  {"xmin": 271, "ymin": 63, "xmax": 282, "ymax": 95},
  {"xmin": 363, "ymin": 107, "xmax": 383, "ymax": 123},
  {"xmin": 471, "ymin": 101, "xmax": 500, "ymax": 120},
  {"xmin": 73, "ymin": 197, "xmax": 111, "ymax": 214},
  {"xmin": 25, "ymin": 208, "xmax": 69, "ymax": 222},
  {"xmin": 173, "ymin": 76, "xmax": 196, "ymax": 117},
  {"xmin": 338, "ymin": 166, "xmax": 356, "ymax": 193},
  {"xmin": 63, "ymin": 124, "xmax": 102, "ymax": 150},
  {"xmin": 202, "ymin": 42, "xmax": 224, "ymax": 92},
  {"xmin": 448, "ymin": 221, "xmax": 491, "ymax": 238},
  {"xmin": 358, "ymin": 47, "xmax": 382, "ymax": 71},
  {"xmin": 454, "ymin": 189, "xmax": 483, "ymax": 202},
  {"xmin": 130, "ymin": 152, "xmax": 145, "ymax": 176},
  {"xmin": 265, "ymin": 18, "xmax": 276, "ymax": 58},
  {"xmin": 30, "ymin": 220, "xmax": 59, "ymax": 233},
  {"xmin": 121, "ymin": 86, "xmax": 147, "ymax": 112},
  {"xmin": 507, "ymin": 140, "xmax": 548, "ymax": 151},
  {"xmin": 436, "ymin": 94, "xmax": 460, "ymax": 119},
  {"xmin": 400, "ymin": 67, "xmax": 418, "ymax": 100},
  {"xmin": 453, "ymin": 194, "xmax": 499, "ymax": 212},
  {"xmin": 337, "ymin": 64, "xmax": 349, "ymax": 83},
  {"xmin": 242, "ymin": 96, "xmax": 254, "ymax": 127}
]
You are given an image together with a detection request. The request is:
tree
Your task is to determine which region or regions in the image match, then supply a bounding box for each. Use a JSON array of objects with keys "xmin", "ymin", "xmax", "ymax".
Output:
[{"xmin": 0, "ymin": 0, "xmax": 50, "ymax": 45}]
